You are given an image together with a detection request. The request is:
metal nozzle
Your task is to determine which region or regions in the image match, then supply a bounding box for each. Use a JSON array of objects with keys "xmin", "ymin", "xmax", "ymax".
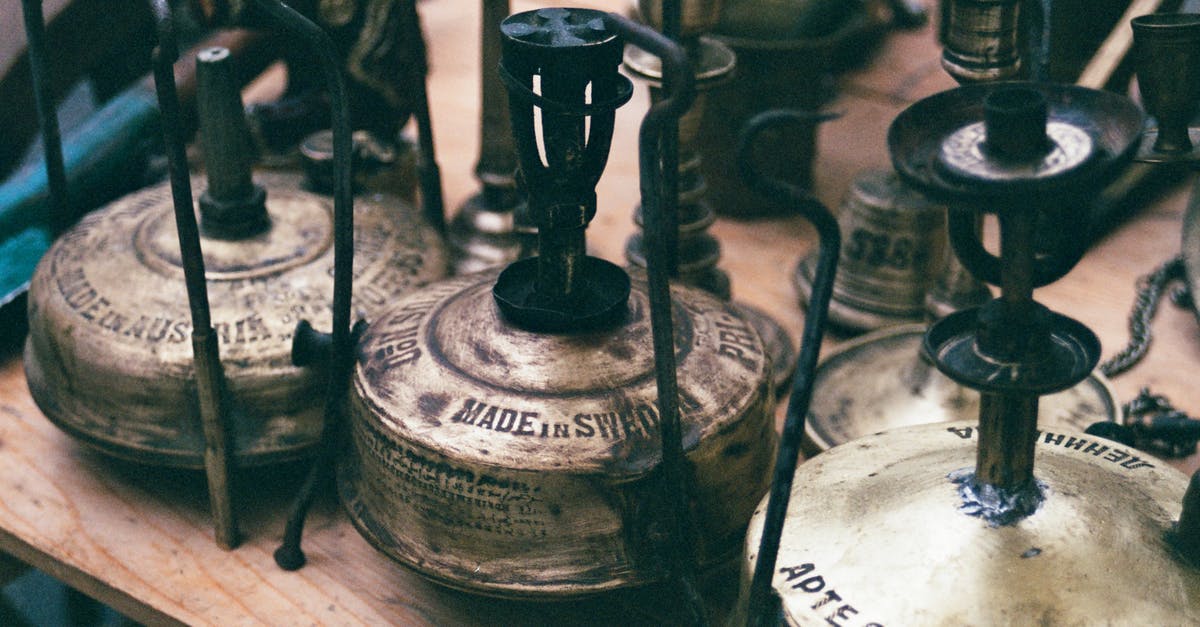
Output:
[{"xmin": 196, "ymin": 46, "xmax": 269, "ymax": 238}]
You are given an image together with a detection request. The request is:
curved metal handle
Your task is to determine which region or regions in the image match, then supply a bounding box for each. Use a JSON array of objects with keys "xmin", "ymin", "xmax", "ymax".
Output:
[
  {"xmin": 946, "ymin": 205, "xmax": 1089, "ymax": 288},
  {"xmin": 246, "ymin": 0, "xmax": 356, "ymax": 572},
  {"xmin": 738, "ymin": 109, "xmax": 841, "ymax": 627}
]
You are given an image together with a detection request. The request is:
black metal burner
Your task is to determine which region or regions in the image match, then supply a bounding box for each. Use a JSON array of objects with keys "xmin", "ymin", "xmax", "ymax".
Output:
[{"xmin": 494, "ymin": 8, "xmax": 634, "ymax": 332}]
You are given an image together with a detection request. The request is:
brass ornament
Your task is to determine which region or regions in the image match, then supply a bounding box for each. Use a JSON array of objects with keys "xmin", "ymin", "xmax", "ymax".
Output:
[
  {"xmin": 25, "ymin": 172, "xmax": 446, "ymax": 468},
  {"xmin": 804, "ymin": 324, "xmax": 1119, "ymax": 452},
  {"xmin": 739, "ymin": 421, "xmax": 1200, "ymax": 625},
  {"xmin": 339, "ymin": 270, "xmax": 776, "ymax": 596}
]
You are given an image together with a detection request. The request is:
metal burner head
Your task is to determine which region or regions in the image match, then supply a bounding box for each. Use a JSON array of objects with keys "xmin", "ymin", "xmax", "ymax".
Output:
[
  {"xmin": 1132, "ymin": 13, "xmax": 1200, "ymax": 161},
  {"xmin": 495, "ymin": 8, "xmax": 634, "ymax": 332}
]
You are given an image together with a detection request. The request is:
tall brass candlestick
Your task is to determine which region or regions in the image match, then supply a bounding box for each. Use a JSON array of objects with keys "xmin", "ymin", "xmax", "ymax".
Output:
[{"xmin": 627, "ymin": 0, "xmax": 797, "ymax": 394}]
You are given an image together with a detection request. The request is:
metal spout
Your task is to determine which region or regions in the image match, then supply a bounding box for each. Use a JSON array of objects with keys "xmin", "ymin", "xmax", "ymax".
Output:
[{"xmin": 196, "ymin": 46, "xmax": 269, "ymax": 238}]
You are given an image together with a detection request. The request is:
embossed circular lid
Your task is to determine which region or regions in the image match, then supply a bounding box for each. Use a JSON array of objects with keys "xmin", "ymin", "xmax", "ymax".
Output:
[
  {"xmin": 740, "ymin": 421, "xmax": 1200, "ymax": 625},
  {"xmin": 25, "ymin": 172, "xmax": 446, "ymax": 468},
  {"xmin": 350, "ymin": 270, "xmax": 769, "ymax": 473},
  {"xmin": 341, "ymin": 270, "xmax": 775, "ymax": 596}
]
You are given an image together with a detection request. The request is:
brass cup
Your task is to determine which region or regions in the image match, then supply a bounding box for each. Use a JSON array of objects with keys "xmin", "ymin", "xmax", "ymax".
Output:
[{"xmin": 1133, "ymin": 13, "xmax": 1200, "ymax": 154}]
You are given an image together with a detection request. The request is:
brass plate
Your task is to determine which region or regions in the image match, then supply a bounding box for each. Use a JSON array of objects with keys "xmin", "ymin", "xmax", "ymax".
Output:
[{"xmin": 805, "ymin": 324, "xmax": 1119, "ymax": 452}]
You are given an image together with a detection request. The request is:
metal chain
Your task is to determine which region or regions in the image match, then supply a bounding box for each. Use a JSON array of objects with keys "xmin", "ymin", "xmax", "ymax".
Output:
[
  {"xmin": 1099, "ymin": 255, "xmax": 1187, "ymax": 378},
  {"xmin": 1093, "ymin": 255, "xmax": 1200, "ymax": 457}
]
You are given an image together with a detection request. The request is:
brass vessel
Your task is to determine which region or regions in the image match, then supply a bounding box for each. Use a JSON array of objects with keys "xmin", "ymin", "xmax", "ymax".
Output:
[
  {"xmin": 794, "ymin": 170, "xmax": 946, "ymax": 331},
  {"xmin": 742, "ymin": 421, "xmax": 1200, "ymax": 624},
  {"xmin": 340, "ymin": 270, "xmax": 774, "ymax": 596},
  {"xmin": 338, "ymin": 7, "xmax": 776, "ymax": 598},
  {"xmin": 25, "ymin": 47, "xmax": 446, "ymax": 469}
]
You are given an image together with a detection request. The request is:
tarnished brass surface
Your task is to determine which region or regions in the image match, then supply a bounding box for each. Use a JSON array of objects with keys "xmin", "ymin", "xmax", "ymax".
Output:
[
  {"xmin": 741, "ymin": 421, "xmax": 1200, "ymax": 625},
  {"xmin": 804, "ymin": 324, "xmax": 1119, "ymax": 452},
  {"xmin": 340, "ymin": 270, "xmax": 776, "ymax": 597},
  {"xmin": 25, "ymin": 172, "xmax": 446, "ymax": 468},
  {"xmin": 795, "ymin": 171, "xmax": 947, "ymax": 331}
]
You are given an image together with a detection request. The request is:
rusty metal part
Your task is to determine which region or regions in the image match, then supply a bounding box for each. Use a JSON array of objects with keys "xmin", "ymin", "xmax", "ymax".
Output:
[
  {"xmin": 738, "ymin": 421, "xmax": 1200, "ymax": 625},
  {"xmin": 737, "ymin": 109, "xmax": 841, "ymax": 627},
  {"xmin": 804, "ymin": 324, "xmax": 1119, "ymax": 453},
  {"xmin": 25, "ymin": 170, "xmax": 444, "ymax": 468},
  {"xmin": 795, "ymin": 170, "xmax": 947, "ymax": 332},
  {"xmin": 19, "ymin": 0, "xmax": 70, "ymax": 236},
  {"xmin": 149, "ymin": 2, "xmax": 241, "ymax": 549}
]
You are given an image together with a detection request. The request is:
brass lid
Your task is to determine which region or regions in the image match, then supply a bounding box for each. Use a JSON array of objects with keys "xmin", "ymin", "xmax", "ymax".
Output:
[
  {"xmin": 340, "ymin": 270, "xmax": 775, "ymax": 597},
  {"xmin": 805, "ymin": 324, "xmax": 1119, "ymax": 452},
  {"xmin": 741, "ymin": 421, "xmax": 1200, "ymax": 624},
  {"xmin": 25, "ymin": 172, "xmax": 446, "ymax": 468}
]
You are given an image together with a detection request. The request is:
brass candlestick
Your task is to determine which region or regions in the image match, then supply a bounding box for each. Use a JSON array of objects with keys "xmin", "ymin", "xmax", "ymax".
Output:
[
  {"xmin": 741, "ymin": 77, "xmax": 1200, "ymax": 624},
  {"xmin": 447, "ymin": 0, "xmax": 535, "ymax": 274},
  {"xmin": 626, "ymin": 0, "xmax": 797, "ymax": 394}
]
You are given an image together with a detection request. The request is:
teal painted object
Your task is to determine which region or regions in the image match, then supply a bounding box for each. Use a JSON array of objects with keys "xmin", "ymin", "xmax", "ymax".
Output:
[{"xmin": 0, "ymin": 86, "xmax": 162, "ymax": 316}]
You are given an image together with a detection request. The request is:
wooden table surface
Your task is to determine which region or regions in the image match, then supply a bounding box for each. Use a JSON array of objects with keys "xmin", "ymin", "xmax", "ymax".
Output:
[{"xmin": 1, "ymin": 1, "xmax": 1198, "ymax": 625}]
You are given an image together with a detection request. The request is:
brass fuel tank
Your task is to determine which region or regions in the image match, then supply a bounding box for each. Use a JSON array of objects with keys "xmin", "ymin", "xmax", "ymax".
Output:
[
  {"xmin": 340, "ymin": 270, "xmax": 774, "ymax": 596},
  {"xmin": 24, "ymin": 47, "xmax": 446, "ymax": 469},
  {"xmin": 740, "ymin": 421, "xmax": 1200, "ymax": 625},
  {"xmin": 26, "ymin": 173, "xmax": 443, "ymax": 467}
]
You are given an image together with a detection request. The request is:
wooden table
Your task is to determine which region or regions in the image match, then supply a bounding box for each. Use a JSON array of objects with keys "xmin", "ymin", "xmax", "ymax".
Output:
[{"xmin": 1, "ymin": 1, "xmax": 1197, "ymax": 624}]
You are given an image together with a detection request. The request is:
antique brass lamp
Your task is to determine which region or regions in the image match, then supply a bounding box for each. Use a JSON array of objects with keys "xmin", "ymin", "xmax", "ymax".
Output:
[{"xmin": 336, "ymin": 8, "xmax": 777, "ymax": 604}]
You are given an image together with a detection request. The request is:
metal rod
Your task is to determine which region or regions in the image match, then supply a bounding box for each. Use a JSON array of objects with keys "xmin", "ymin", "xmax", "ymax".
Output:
[
  {"xmin": 20, "ymin": 0, "xmax": 70, "ymax": 235},
  {"xmin": 149, "ymin": 0, "xmax": 240, "ymax": 550},
  {"xmin": 251, "ymin": 0, "xmax": 355, "ymax": 571},
  {"xmin": 406, "ymin": 0, "xmax": 446, "ymax": 235},
  {"xmin": 603, "ymin": 12, "xmax": 699, "ymax": 623},
  {"xmin": 738, "ymin": 111, "xmax": 841, "ymax": 627},
  {"xmin": 476, "ymin": 0, "xmax": 517, "ymax": 197},
  {"xmin": 973, "ymin": 208, "xmax": 1039, "ymax": 491},
  {"xmin": 660, "ymin": 0, "xmax": 681, "ymax": 275}
]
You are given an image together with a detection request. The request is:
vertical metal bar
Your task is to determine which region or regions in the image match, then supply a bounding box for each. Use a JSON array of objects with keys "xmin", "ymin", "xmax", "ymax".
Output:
[
  {"xmin": 406, "ymin": 0, "xmax": 446, "ymax": 235},
  {"xmin": 20, "ymin": 0, "xmax": 70, "ymax": 235},
  {"xmin": 254, "ymin": 0, "xmax": 355, "ymax": 571},
  {"xmin": 973, "ymin": 209, "xmax": 1038, "ymax": 491},
  {"xmin": 602, "ymin": 13, "xmax": 699, "ymax": 623},
  {"xmin": 660, "ymin": 0, "xmax": 681, "ymax": 275},
  {"xmin": 738, "ymin": 111, "xmax": 841, "ymax": 627},
  {"xmin": 149, "ymin": 0, "xmax": 240, "ymax": 550},
  {"xmin": 476, "ymin": 0, "xmax": 516, "ymax": 200}
]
